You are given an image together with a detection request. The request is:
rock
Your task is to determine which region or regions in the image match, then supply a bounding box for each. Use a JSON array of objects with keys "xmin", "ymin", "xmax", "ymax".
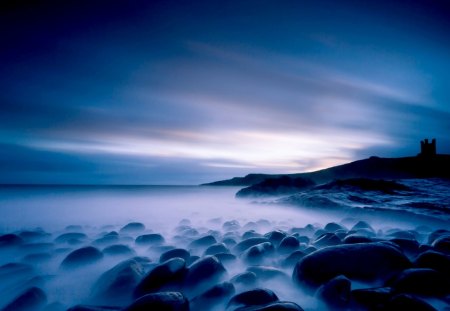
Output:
[
  {"xmin": 124, "ymin": 292, "xmax": 189, "ymax": 311},
  {"xmin": 223, "ymin": 238, "xmax": 237, "ymax": 247},
  {"xmin": 384, "ymin": 294, "xmax": 437, "ymax": 311},
  {"xmin": 160, "ymin": 248, "xmax": 190, "ymax": 263},
  {"xmin": 351, "ymin": 221, "xmax": 374, "ymax": 232},
  {"xmin": 103, "ymin": 244, "xmax": 136, "ymax": 257},
  {"xmin": 264, "ymin": 230, "xmax": 287, "ymax": 246},
  {"xmin": 227, "ymin": 288, "xmax": 279, "ymax": 309},
  {"xmin": 293, "ymin": 242, "xmax": 410, "ymax": 290},
  {"xmin": 230, "ymin": 272, "xmax": 257, "ymax": 287},
  {"xmin": 133, "ymin": 257, "xmax": 187, "ymax": 298},
  {"xmin": 67, "ymin": 305, "xmax": 121, "ymax": 311},
  {"xmin": 241, "ymin": 242, "xmax": 275, "ymax": 265},
  {"xmin": 135, "ymin": 234, "xmax": 164, "ymax": 245},
  {"xmin": 184, "ymin": 256, "xmax": 226, "ymax": 296},
  {"xmin": 204, "ymin": 243, "xmax": 229, "ymax": 256},
  {"xmin": 324, "ymin": 222, "xmax": 346, "ymax": 232},
  {"xmin": 432, "ymin": 235, "xmax": 450, "ymax": 254},
  {"xmin": 0, "ymin": 233, "xmax": 24, "ymax": 247},
  {"xmin": 242, "ymin": 231, "xmax": 262, "ymax": 239},
  {"xmin": 2, "ymin": 286, "xmax": 47, "ymax": 311},
  {"xmin": 94, "ymin": 232, "xmax": 119, "ymax": 246},
  {"xmin": 54, "ymin": 232, "xmax": 87, "ymax": 244},
  {"xmin": 427, "ymin": 229, "xmax": 449, "ymax": 244},
  {"xmin": 390, "ymin": 238, "xmax": 420, "ymax": 257},
  {"xmin": 414, "ymin": 250, "xmax": 450, "ymax": 277},
  {"xmin": 214, "ymin": 253, "xmax": 237, "ymax": 265},
  {"xmin": 313, "ymin": 233, "xmax": 341, "ymax": 248},
  {"xmin": 233, "ymin": 238, "xmax": 271, "ymax": 253},
  {"xmin": 92, "ymin": 259, "xmax": 145, "ymax": 303},
  {"xmin": 188, "ymin": 235, "xmax": 217, "ymax": 249},
  {"xmin": 247, "ymin": 266, "xmax": 288, "ymax": 282},
  {"xmin": 60, "ymin": 246, "xmax": 103, "ymax": 269},
  {"xmin": 190, "ymin": 282, "xmax": 235, "ymax": 310},
  {"xmin": 18, "ymin": 230, "xmax": 50, "ymax": 242},
  {"xmin": 0, "ymin": 262, "xmax": 34, "ymax": 279},
  {"xmin": 343, "ymin": 235, "xmax": 373, "ymax": 244},
  {"xmin": 388, "ymin": 268, "xmax": 449, "ymax": 296},
  {"xmin": 315, "ymin": 275, "xmax": 351, "ymax": 310},
  {"xmin": 281, "ymin": 250, "xmax": 306, "ymax": 268},
  {"xmin": 223, "ymin": 220, "xmax": 241, "ymax": 231},
  {"xmin": 278, "ymin": 236, "xmax": 300, "ymax": 254},
  {"xmin": 120, "ymin": 222, "xmax": 145, "ymax": 233},
  {"xmin": 351, "ymin": 287, "xmax": 392, "ymax": 310},
  {"xmin": 234, "ymin": 301, "xmax": 304, "ymax": 311}
]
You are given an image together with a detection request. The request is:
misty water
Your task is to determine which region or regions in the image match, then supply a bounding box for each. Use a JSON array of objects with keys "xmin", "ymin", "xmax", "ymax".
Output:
[{"xmin": 0, "ymin": 182, "xmax": 449, "ymax": 310}]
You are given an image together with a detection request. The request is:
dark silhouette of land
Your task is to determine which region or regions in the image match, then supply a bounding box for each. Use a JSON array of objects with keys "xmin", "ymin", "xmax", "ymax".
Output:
[{"xmin": 202, "ymin": 139, "xmax": 450, "ymax": 196}]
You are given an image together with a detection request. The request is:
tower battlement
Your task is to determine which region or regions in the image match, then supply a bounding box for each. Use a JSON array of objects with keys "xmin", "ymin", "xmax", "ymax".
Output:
[{"xmin": 419, "ymin": 138, "xmax": 436, "ymax": 157}]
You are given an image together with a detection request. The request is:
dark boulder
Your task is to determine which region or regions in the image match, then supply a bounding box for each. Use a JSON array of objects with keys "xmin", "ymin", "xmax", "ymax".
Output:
[
  {"xmin": 2, "ymin": 286, "xmax": 47, "ymax": 311},
  {"xmin": 234, "ymin": 301, "xmax": 304, "ymax": 311},
  {"xmin": 315, "ymin": 275, "xmax": 351, "ymax": 310},
  {"xmin": 388, "ymin": 268, "xmax": 449, "ymax": 296},
  {"xmin": 214, "ymin": 253, "xmax": 237, "ymax": 265},
  {"xmin": 120, "ymin": 222, "xmax": 145, "ymax": 233},
  {"xmin": 390, "ymin": 238, "xmax": 420, "ymax": 257},
  {"xmin": 281, "ymin": 250, "xmax": 306, "ymax": 268},
  {"xmin": 384, "ymin": 294, "xmax": 437, "ymax": 311},
  {"xmin": 223, "ymin": 220, "xmax": 241, "ymax": 231},
  {"xmin": 264, "ymin": 230, "xmax": 287, "ymax": 246},
  {"xmin": 351, "ymin": 287, "xmax": 392, "ymax": 310},
  {"xmin": 102, "ymin": 244, "xmax": 136, "ymax": 257},
  {"xmin": 135, "ymin": 233, "xmax": 164, "ymax": 245},
  {"xmin": 324, "ymin": 222, "xmax": 346, "ymax": 233},
  {"xmin": 247, "ymin": 266, "xmax": 289, "ymax": 282},
  {"xmin": 293, "ymin": 242, "xmax": 410, "ymax": 290},
  {"xmin": 190, "ymin": 282, "xmax": 235, "ymax": 310},
  {"xmin": 278, "ymin": 236, "xmax": 299, "ymax": 254},
  {"xmin": 124, "ymin": 292, "xmax": 189, "ymax": 311},
  {"xmin": 343, "ymin": 235, "xmax": 373, "ymax": 244},
  {"xmin": 427, "ymin": 229, "xmax": 449, "ymax": 244},
  {"xmin": 60, "ymin": 246, "xmax": 103, "ymax": 269},
  {"xmin": 230, "ymin": 272, "xmax": 257, "ymax": 287},
  {"xmin": 351, "ymin": 221, "xmax": 375, "ymax": 232},
  {"xmin": 432, "ymin": 235, "xmax": 450, "ymax": 254},
  {"xmin": 227, "ymin": 288, "xmax": 279, "ymax": 309},
  {"xmin": 67, "ymin": 305, "xmax": 121, "ymax": 311},
  {"xmin": 188, "ymin": 235, "xmax": 217, "ymax": 249},
  {"xmin": 242, "ymin": 230, "xmax": 262, "ymax": 239},
  {"xmin": 54, "ymin": 232, "xmax": 87, "ymax": 244},
  {"xmin": 92, "ymin": 259, "xmax": 145, "ymax": 303},
  {"xmin": 241, "ymin": 242, "xmax": 275, "ymax": 265},
  {"xmin": 160, "ymin": 248, "xmax": 190, "ymax": 263},
  {"xmin": 184, "ymin": 256, "xmax": 226, "ymax": 296},
  {"xmin": 233, "ymin": 237, "xmax": 270, "ymax": 253},
  {"xmin": 414, "ymin": 250, "xmax": 450, "ymax": 277},
  {"xmin": 0, "ymin": 233, "xmax": 24, "ymax": 247},
  {"xmin": 313, "ymin": 233, "xmax": 341, "ymax": 248},
  {"xmin": 204, "ymin": 243, "xmax": 229, "ymax": 256},
  {"xmin": 133, "ymin": 257, "xmax": 187, "ymax": 298}
]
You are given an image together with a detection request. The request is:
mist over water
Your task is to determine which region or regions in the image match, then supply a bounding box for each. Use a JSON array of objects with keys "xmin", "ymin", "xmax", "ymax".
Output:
[{"xmin": 0, "ymin": 184, "xmax": 448, "ymax": 310}]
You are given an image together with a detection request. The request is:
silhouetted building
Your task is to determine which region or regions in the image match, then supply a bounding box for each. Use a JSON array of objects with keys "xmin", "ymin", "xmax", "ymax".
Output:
[{"xmin": 419, "ymin": 138, "xmax": 436, "ymax": 157}]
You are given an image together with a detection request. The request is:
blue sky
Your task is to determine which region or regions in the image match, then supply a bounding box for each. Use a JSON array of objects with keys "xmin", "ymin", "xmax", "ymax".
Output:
[{"xmin": 1, "ymin": 0, "xmax": 450, "ymax": 184}]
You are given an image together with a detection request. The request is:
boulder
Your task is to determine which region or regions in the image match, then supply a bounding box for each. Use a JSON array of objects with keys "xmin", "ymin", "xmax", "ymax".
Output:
[
  {"xmin": 102, "ymin": 245, "xmax": 136, "ymax": 257},
  {"xmin": 223, "ymin": 220, "xmax": 241, "ymax": 231},
  {"xmin": 432, "ymin": 235, "xmax": 450, "ymax": 254},
  {"xmin": 233, "ymin": 238, "xmax": 270, "ymax": 253},
  {"xmin": 124, "ymin": 292, "xmax": 189, "ymax": 311},
  {"xmin": 343, "ymin": 235, "xmax": 373, "ymax": 244},
  {"xmin": 389, "ymin": 238, "xmax": 420, "ymax": 257},
  {"xmin": 60, "ymin": 246, "xmax": 103, "ymax": 269},
  {"xmin": 67, "ymin": 305, "xmax": 121, "ymax": 311},
  {"xmin": 281, "ymin": 250, "xmax": 306, "ymax": 268},
  {"xmin": 315, "ymin": 275, "xmax": 351, "ymax": 309},
  {"xmin": 2, "ymin": 286, "xmax": 47, "ymax": 311},
  {"xmin": 313, "ymin": 233, "xmax": 341, "ymax": 248},
  {"xmin": 293, "ymin": 242, "xmax": 410, "ymax": 290},
  {"xmin": 384, "ymin": 294, "xmax": 437, "ymax": 311},
  {"xmin": 120, "ymin": 223, "xmax": 145, "ymax": 233},
  {"xmin": 247, "ymin": 266, "xmax": 288, "ymax": 282},
  {"xmin": 92, "ymin": 259, "xmax": 145, "ymax": 303},
  {"xmin": 54, "ymin": 233, "xmax": 87, "ymax": 244},
  {"xmin": 190, "ymin": 282, "xmax": 235, "ymax": 310},
  {"xmin": 133, "ymin": 257, "xmax": 187, "ymax": 298},
  {"xmin": 227, "ymin": 288, "xmax": 278, "ymax": 309},
  {"xmin": 264, "ymin": 231, "xmax": 287, "ymax": 246},
  {"xmin": 234, "ymin": 301, "xmax": 304, "ymax": 311},
  {"xmin": 230, "ymin": 272, "xmax": 257, "ymax": 287},
  {"xmin": 388, "ymin": 268, "xmax": 449, "ymax": 296},
  {"xmin": 184, "ymin": 256, "xmax": 226, "ymax": 296},
  {"xmin": 351, "ymin": 287, "xmax": 392, "ymax": 310},
  {"xmin": 278, "ymin": 236, "xmax": 300, "ymax": 254},
  {"xmin": 204, "ymin": 243, "xmax": 229, "ymax": 256},
  {"xmin": 414, "ymin": 250, "xmax": 450, "ymax": 277},
  {"xmin": 324, "ymin": 222, "xmax": 346, "ymax": 232},
  {"xmin": 0, "ymin": 233, "xmax": 24, "ymax": 247},
  {"xmin": 135, "ymin": 234, "xmax": 164, "ymax": 245},
  {"xmin": 241, "ymin": 242, "xmax": 275, "ymax": 265},
  {"xmin": 160, "ymin": 248, "xmax": 190, "ymax": 263},
  {"xmin": 188, "ymin": 235, "xmax": 217, "ymax": 249}
]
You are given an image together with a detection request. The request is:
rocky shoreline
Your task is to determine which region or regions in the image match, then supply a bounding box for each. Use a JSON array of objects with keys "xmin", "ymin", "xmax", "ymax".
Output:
[{"xmin": 0, "ymin": 216, "xmax": 449, "ymax": 311}]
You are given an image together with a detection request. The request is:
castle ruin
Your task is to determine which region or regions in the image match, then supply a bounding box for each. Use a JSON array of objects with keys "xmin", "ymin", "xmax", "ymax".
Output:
[{"xmin": 419, "ymin": 138, "xmax": 436, "ymax": 157}]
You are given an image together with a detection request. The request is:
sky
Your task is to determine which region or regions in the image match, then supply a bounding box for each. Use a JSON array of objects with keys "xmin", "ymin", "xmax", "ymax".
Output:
[{"xmin": 1, "ymin": 0, "xmax": 450, "ymax": 185}]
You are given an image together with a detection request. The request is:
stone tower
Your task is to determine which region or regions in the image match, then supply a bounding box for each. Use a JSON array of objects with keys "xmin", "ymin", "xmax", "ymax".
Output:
[{"xmin": 420, "ymin": 138, "xmax": 436, "ymax": 157}]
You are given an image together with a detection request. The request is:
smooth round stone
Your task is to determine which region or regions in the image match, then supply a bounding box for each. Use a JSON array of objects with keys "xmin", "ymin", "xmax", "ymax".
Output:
[
  {"xmin": 230, "ymin": 272, "xmax": 257, "ymax": 287},
  {"xmin": 67, "ymin": 305, "xmax": 121, "ymax": 310},
  {"xmin": 388, "ymin": 268, "xmax": 449, "ymax": 297},
  {"xmin": 386, "ymin": 230, "xmax": 418, "ymax": 240},
  {"xmin": 432, "ymin": 235, "xmax": 450, "ymax": 254},
  {"xmin": 54, "ymin": 232, "xmax": 87, "ymax": 244},
  {"xmin": 92, "ymin": 259, "xmax": 145, "ymax": 303},
  {"xmin": 235, "ymin": 301, "xmax": 304, "ymax": 311},
  {"xmin": 293, "ymin": 242, "xmax": 411, "ymax": 290},
  {"xmin": 190, "ymin": 282, "xmax": 235, "ymax": 310},
  {"xmin": 60, "ymin": 246, "xmax": 103, "ymax": 269},
  {"xmin": 324, "ymin": 222, "xmax": 346, "ymax": 232},
  {"xmin": 120, "ymin": 223, "xmax": 145, "ymax": 233},
  {"xmin": 223, "ymin": 237, "xmax": 237, "ymax": 247},
  {"xmin": 18, "ymin": 230, "xmax": 50, "ymax": 242},
  {"xmin": 204, "ymin": 243, "xmax": 229, "ymax": 256},
  {"xmin": 184, "ymin": 256, "xmax": 226, "ymax": 296},
  {"xmin": 351, "ymin": 221, "xmax": 375, "ymax": 232},
  {"xmin": 223, "ymin": 220, "xmax": 241, "ymax": 231},
  {"xmin": 385, "ymin": 294, "xmax": 437, "ymax": 311},
  {"xmin": 160, "ymin": 248, "xmax": 190, "ymax": 263},
  {"xmin": 315, "ymin": 275, "xmax": 351, "ymax": 309},
  {"xmin": 103, "ymin": 244, "xmax": 136, "ymax": 256},
  {"xmin": 0, "ymin": 262, "xmax": 34, "ymax": 278},
  {"xmin": 233, "ymin": 237, "xmax": 271, "ymax": 253},
  {"xmin": 414, "ymin": 250, "xmax": 450, "ymax": 276},
  {"xmin": 135, "ymin": 234, "xmax": 165, "ymax": 245},
  {"xmin": 278, "ymin": 236, "xmax": 300, "ymax": 254},
  {"xmin": 281, "ymin": 250, "xmax": 306, "ymax": 268},
  {"xmin": 247, "ymin": 266, "xmax": 288, "ymax": 281},
  {"xmin": 264, "ymin": 230, "xmax": 287, "ymax": 246},
  {"xmin": 313, "ymin": 233, "xmax": 341, "ymax": 248},
  {"xmin": 214, "ymin": 253, "xmax": 237, "ymax": 265},
  {"xmin": 125, "ymin": 292, "xmax": 189, "ymax": 311},
  {"xmin": 133, "ymin": 258, "xmax": 187, "ymax": 298},
  {"xmin": 188, "ymin": 235, "xmax": 217, "ymax": 249},
  {"xmin": 343, "ymin": 234, "xmax": 373, "ymax": 244},
  {"xmin": 2, "ymin": 286, "xmax": 47, "ymax": 311},
  {"xmin": 227, "ymin": 288, "xmax": 279, "ymax": 309},
  {"xmin": 242, "ymin": 230, "xmax": 262, "ymax": 239},
  {"xmin": 389, "ymin": 238, "xmax": 420, "ymax": 256},
  {"xmin": 351, "ymin": 287, "xmax": 392, "ymax": 309},
  {"xmin": 241, "ymin": 242, "xmax": 275, "ymax": 265},
  {"xmin": 427, "ymin": 229, "xmax": 449, "ymax": 244}
]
